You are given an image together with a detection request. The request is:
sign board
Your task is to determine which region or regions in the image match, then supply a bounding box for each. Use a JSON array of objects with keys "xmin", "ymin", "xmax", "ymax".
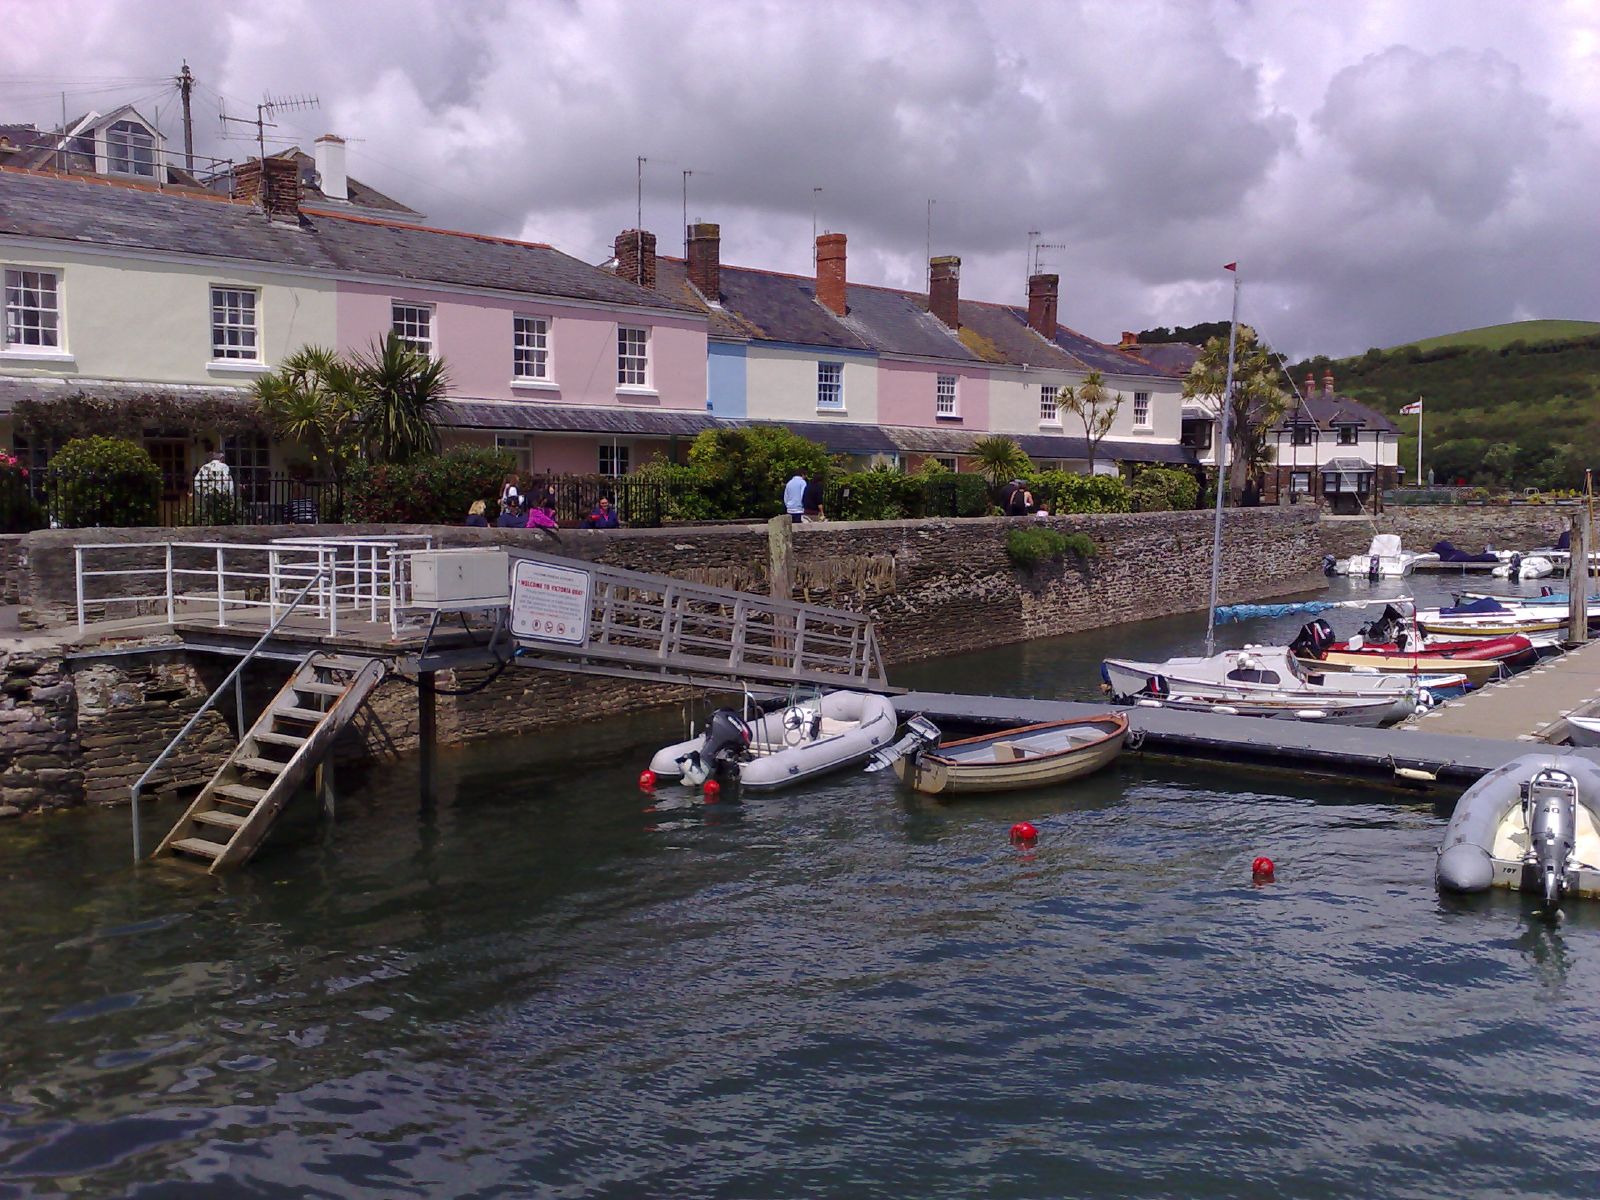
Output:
[{"xmin": 510, "ymin": 559, "xmax": 592, "ymax": 646}]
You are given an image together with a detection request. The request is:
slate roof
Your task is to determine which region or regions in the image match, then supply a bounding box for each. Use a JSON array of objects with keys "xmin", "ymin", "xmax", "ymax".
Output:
[
  {"xmin": 1123, "ymin": 341, "xmax": 1201, "ymax": 374},
  {"xmin": 0, "ymin": 374, "xmax": 249, "ymax": 415},
  {"xmin": 645, "ymin": 253, "xmax": 1175, "ymax": 378},
  {"xmin": 443, "ymin": 401, "xmax": 717, "ymax": 437},
  {"xmin": 0, "ymin": 168, "xmax": 699, "ymax": 315},
  {"xmin": 1275, "ymin": 392, "xmax": 1398, "ymax": 434}
]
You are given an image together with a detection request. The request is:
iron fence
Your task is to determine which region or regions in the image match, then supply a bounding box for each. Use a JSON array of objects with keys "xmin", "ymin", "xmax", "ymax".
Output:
[
  {"xmin": 520, "ymin": 473, "xmax": 690, "ymax": 528},
  {"xmin": 43, "ymin": 470, "xmax": 342, "ymax": 529}
]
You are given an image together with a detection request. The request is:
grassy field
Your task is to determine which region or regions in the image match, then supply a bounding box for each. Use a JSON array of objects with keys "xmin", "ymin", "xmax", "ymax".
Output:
[{"xmin": 1389, "ymin": 320, "xmax": 1600, "ymax": 353}]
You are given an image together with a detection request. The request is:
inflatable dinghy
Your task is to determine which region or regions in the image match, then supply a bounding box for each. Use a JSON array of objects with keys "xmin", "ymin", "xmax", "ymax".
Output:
[
  {"xmin": 649, "ymin": 691, "xmax": 898, "ymax": 792},
  {"xmin": 1436, "ymin": 754, "xmax": 1600, "ymax": 905}
]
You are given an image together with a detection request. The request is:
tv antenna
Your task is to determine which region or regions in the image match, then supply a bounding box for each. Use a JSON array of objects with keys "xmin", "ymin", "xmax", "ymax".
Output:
[
  {"xmin": 1032, "ymin": 241, "xmax": 1069, "ymax": 276},
  {"xmin": 219, "ymin": 91, "xmax": 320, "ymax": 168}
]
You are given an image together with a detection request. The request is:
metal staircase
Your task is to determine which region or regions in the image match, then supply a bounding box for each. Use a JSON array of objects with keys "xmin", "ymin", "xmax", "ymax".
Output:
[{"xmin": 152, "ymin": 653, "xmax": 386, "ymax": 872}]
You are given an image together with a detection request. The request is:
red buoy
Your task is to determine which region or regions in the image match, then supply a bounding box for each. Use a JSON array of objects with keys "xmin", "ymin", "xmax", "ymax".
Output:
[
  {"xmin": 703, "ymin": 779, "xmax": 721, "ymax": 801},
  {"xmin": 1010, "ymin": 821, "xmax": 1038, "ymax": 846},
  {"xmin": 1252, "ymin": 856, "xmax": 1275, "ymax": 881},
  {"xmin": 638, "ymin": 769, "xmax": 657, "ymax": 792}
]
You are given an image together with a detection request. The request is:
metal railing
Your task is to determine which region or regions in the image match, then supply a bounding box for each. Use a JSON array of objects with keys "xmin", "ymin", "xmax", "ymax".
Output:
[
  {"xmin": 73, "ymin": 534, "xmax": 435, "ymax": 635},
  {"xmin": 128, "ymin": 569, "xmax": 325, "ymax": 863}
]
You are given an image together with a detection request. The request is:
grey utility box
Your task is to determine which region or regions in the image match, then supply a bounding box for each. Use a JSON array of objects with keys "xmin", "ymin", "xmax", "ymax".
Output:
[{"xmin": 408, "ymin": 550, "xmax": 511, "ymax": 610}]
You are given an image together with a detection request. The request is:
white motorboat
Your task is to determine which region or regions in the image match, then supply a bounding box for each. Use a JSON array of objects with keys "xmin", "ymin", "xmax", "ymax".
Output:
[
  {"xmin": 1132, "ymin": 691, "xmax": 1399, "ymax": 727},
  {"xmin": 1416, "ymin": 595, "xmax": 1592, "ymax": 642},
  {"xmin": 1565, "ymin": 715, "xmax": 1600, "ymax": 747},
  {"xmin": 1332, "ymin": 534, "xmax": 1440, "ymax": 578},
  {"xmin": 649, "ymin": 690, "xmax": 898, "ymax": 791},
  {"xmin": 1101, "ymin": 646, "xmax": 1421, "ymax": 724},
  {"xmin": 1437, "ymin": 755, "xmax": 1600, "ymax": 906}
]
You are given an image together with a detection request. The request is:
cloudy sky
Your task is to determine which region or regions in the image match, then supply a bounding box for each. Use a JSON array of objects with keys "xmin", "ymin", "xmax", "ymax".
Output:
[{"xmin": 4, "ymin": 0, "xmax": 1597, "ymax": 358}]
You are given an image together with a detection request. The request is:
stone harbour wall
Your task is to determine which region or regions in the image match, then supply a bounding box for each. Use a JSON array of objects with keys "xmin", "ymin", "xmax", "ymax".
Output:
[
  {"xmin": 1320, "ymin": 507, "xmax": 1575, "ymax": 560},
  {"xmin": 0, "ymin": 646, "xmax": 82, "ymax": 817}
]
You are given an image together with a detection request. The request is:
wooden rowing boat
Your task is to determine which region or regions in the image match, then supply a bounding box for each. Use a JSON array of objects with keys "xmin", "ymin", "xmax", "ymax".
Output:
[
  {"xmin": 893, "ymin": 714, "xmax": 1127, "ymax": 795},
  {"xmin": 1294, "ymin": 650, "xmax": 1503, "ymax": 686}
]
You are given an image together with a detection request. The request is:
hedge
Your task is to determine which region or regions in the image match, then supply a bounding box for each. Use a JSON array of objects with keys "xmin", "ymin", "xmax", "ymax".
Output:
[
  {"xmin": 346, "ymin": 446, "xmax": 512, "ymax": 524},
  {"xmin": 45, "ymin": 436, "xmax": 161, "ymax": 528}
]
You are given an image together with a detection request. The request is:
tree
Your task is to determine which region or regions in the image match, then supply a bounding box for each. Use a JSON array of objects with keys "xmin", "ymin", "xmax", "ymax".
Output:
[
  {"xmin": 1183, "ymin": 326, "xmax": 1288, "ymax": 503},
  {"xmin": 972, "ymin": 435, "xmax": 1032, "ymax": 489},
  {"xmin": 1060, "ymin": 370, "xmax": 1123, "ymax": 477},
  {"xmin": 255, "ymin": 346, "xmax": 365, "ymax": 490},
  {"xmin": 685, "ymin": 426, "xmax": 833, "ymax": 518},
  {"xmin": 356, "ymin": 332, "xmax": 450, "ymax": 463}
]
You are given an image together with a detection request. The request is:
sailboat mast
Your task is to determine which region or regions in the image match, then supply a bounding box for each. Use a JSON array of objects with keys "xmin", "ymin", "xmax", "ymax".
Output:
[{"xmin": 1204, "ymin": 265, "xmax": 1242, "ymax": 658}]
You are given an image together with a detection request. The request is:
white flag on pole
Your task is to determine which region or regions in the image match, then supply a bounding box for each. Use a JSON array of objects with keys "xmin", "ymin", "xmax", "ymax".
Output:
[{"xmin": 1400, "ymin": 399, "xmax": 1423, "ymax": 415}]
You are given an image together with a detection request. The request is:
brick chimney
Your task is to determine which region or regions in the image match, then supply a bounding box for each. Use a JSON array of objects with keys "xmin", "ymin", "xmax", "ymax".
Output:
[
  {"xmin": 233, "ymin": 157, "xmax": 302, "ymax": 222},
  {"xmin": 928, "ymin": 255, "xmax": 960, "ymax": 329},
  {"xmin": 1119, "ymin": 331, "xmax": 1138, "ymax": 348},
  {"xmin": 1322, "ymin": 368, "xmax": 1335, "ymax": 396},
  {"xmin": 816, "ymin": 232, "xmax": 847, "ymax": 315},
  {"xmin": 615, "ymin": 229, "xmax": 657, "ymax": 289},
  {"xmin": 686, "ymin": 222, "xmax": 720, "ymax": 300},
  {"xmin": 1027, "ymin": 273, "xmax": 1059, "ymax": 337}
]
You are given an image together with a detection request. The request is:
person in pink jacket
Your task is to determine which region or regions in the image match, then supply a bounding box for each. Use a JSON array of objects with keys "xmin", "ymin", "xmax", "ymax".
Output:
[{"xmin": 525, "ymin": 499, "xmax": 559, "ymax": 530}]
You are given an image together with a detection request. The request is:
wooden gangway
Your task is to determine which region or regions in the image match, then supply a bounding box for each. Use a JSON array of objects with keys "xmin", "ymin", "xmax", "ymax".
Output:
[{"xmin": 153, "ymin": 653, "xmax": 386, "ymax": 872}]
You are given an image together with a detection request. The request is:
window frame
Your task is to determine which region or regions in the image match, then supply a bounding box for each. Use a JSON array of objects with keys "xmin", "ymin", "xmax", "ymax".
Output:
[
  {"xmin": 817, "ymin": 361, "xmax": 845, "ymax": 411},
  {"xmin": 1290, "ymin": 470, "xmax": 1312, "ymax": 495},
  {"xmin": 513, "ymin": 314, "xmax": 552, "ymax": 384},
  {"xmin": 209, "ymin": 285, "xmax": 260, "ymax": 363},
  {"xmin": 3, "ymin": 266, "xmax": 63, "ymax": 352},
  {"xmin": 616, "ymin": 325, "xmax": 650, "ymax": 389},
  {"xmin": 598, "ymin": 443, "xmax": 631, "ymax": 477},
  {"xmin": 391, "ymin": 301, "xmax": 434, "ymax": 357},
  {"xmin": 224, "ymin": 432, "xmax": 272, "ymax": 504},
  {"xmin": 935, "ymin": 373, "xmax": 959, "ymax": 418},
  {"xmin": 1039, "ymin": 384, "xmax": 1060, "ymax": 424},
  {"xmin": 933, "ymin": 455, "xmax": 958, "ymax": 472},
  {"xmin": 1336, "ymin": 424, "xmax": 1359, "ymax": 446},
  {"xmin": 1292, "ymin": 423, "xmax": 1316, "ymax": 447},
  {"xmin": 106, "ymin": 119, "xmax": 156, "ymax": 178},
  {"xmin": 1132, "ymin": 391, "xmax": 1151, "ymax": 429}
]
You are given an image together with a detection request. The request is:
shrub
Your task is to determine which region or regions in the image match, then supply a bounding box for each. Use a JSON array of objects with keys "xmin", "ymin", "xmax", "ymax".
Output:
[
  {"xmin": 633, "ymin": 459, "xmax": 720, "ymax": 522},
  {"xmin": 345, "ymin": 446, "xmax": 512, "ymax": 524},
  {"xmin": 1129, "ymin": 466, "xmax": 1200, "ymax": 512},
  {"xmin": 45, "ymin": 436, "xmax": 161, "ymax": 528},
  {"xmin": 1004, "ymin": 527, "xmax": 1098, "ymax": 568},
  {"xmin": 687, "ymin": 426, "xmax": 833, "ymax": 519},
  {"xmin": 1028, "ymin": 470, "xmax": 1131, "ymax": 514},
  {"xmin": 921, "ymin": 471, "xmax": 990, "ymax": 517},
  {"xmin": 0, "ymin": 451, "xmax": 39, "ymax": 533},
  {"xmin": 828, "ymin": 465, "xmax": 925, "ymax": 521}
]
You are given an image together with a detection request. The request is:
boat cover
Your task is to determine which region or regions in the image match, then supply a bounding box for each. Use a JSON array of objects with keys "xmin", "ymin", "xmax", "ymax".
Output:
[
  {"xmin": 1439, "ymin": 596, "xmax": 1510, "ymax": 616},
  {"xmin": 1432, "ymin": 540, "xmax": 1499, "ymax": 563}
]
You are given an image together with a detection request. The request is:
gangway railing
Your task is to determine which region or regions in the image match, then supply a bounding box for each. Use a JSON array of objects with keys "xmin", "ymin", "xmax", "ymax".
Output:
[
  {"xmin": 503, "ymin": 550, "xmax": 891, "ymax": 692},
  {"xmin": 73, "ymin": 535, "xmax": 433, "ymax": 635}
]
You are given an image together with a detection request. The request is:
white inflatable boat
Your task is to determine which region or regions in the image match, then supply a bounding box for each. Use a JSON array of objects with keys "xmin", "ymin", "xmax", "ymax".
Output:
[
  {"xmin": 1332, "ymin": 534, "xmax": 1439, "ymax": 578},
  {"xmin": 649, "ymin": 691, "xmax": 899, "ymax": 792},
  {"xmin": 1436, "ymin": 754, "xmax": 1600, "ymax": 906}
]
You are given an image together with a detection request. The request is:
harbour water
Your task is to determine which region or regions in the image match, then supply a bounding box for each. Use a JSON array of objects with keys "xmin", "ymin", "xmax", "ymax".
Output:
[{"xmin": 4, "ymin": 573, "xmax": 1600, "ymax": 1198}]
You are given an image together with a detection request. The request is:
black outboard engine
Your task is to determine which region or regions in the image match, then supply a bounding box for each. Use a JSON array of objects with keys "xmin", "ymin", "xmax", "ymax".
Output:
[
  {"xmin": 1524, "ymin": 768, "xmax": 1578, "ymax": 911},
  {"xmin": 1290, "ymin": 619, "xmax": 1336, "ymax": 659},
  {"xmin": 1321, "ymin": 553, "xmax": 1338, "ymax": 576},
  {"xmin": 677, "ymin": 708, "xmax": 752, "ymax": 786},
  {"xmin": 1508, "ymin": 553, "xmax": 1523, "ymax": 581}
]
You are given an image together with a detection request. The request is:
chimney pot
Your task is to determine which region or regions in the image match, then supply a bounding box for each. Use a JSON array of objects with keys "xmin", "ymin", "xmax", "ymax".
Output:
[
  {"xmin": 816, "ymin": 232, "xmax": 847, "ymax": 316},
  {"xmin": 929, "ymin": 255, "xmax": 960, "ymax": 329},
  {"xmin": 1120, "ymin": 331, "xmax": 1138, "ymax": 348},
  {"xmin": 313, "ymin": 134, "xmax": 348, "ymax": 202},
  {"xmin": 687, "ymin": 222, "xmax": 721, "ymax": 300},
  {"xmin": 1322, "ymin": 368, "xmax": 1335, "ymax": 396},
  {"xmin": 614, "ymin": 229, "xmax": 657, "ymax": 290},
  {"xmin": 1026, "ymin": 273, "xmax": 1059, "ymax": 338}
]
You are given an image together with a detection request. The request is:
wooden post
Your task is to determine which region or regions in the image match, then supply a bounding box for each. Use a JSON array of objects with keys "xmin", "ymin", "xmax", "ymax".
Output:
[
  {"xmin": 418, "ymin": 671, "xmax": 437, "ymax": 804},
  {"xmin": 767, "ymin": 514, "xmax": 795, "ymax": 599},
  {"xmin": 316, "ymin": 759, "xmax": 336, "ymax": 824},
  {"xmin": 1568, "ymin": 517, "xmax": 1588, "ymax": 647}
]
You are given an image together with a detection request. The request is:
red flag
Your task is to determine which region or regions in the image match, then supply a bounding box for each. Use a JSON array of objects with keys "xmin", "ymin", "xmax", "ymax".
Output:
[{"xmin": 1223, "ymin": 262, "xmax": 1237, "ymax": 271}]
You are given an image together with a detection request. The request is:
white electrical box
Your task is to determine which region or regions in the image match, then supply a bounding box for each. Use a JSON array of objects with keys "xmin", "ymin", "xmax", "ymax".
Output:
[{"xmin": 408, "ymin": 550, "xmax": 511, "ymax": 610}]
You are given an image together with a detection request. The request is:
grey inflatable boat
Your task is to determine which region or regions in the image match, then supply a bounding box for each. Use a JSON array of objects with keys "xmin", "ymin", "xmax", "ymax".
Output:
[{"xmin": 1436, "ymin": 753, "xmax": 1600, "ymax": 905}]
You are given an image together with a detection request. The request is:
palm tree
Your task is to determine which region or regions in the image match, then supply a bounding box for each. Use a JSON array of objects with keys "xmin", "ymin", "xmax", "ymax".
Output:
[
  {"xmin": 254, "ymin": 345, "xmax": 364, "ymax": 489},
  {"xmin": 355, "ymin": 332, "xmax": 450, "ymax": 463},
  {"xmin": 1060, "ymin": 370, "xmax": 1123, "ymax": 477},
  {"xmin": 1183, "ymin": 326, "xmax": 1288, "ymax": 503},
  {"xmin": 972, "ymin": 435, "xmax": 1032, "ymax": 490}
]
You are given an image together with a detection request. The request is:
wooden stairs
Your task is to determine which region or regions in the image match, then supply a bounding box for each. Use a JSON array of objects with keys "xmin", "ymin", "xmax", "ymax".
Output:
[{"xmin": 153, "ymin": 653, "xmax": 387, "ymax": 872}]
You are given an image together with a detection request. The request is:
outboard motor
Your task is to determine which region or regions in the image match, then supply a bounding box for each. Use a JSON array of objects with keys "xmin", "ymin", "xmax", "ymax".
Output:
[
  {"xmin": 1524, "ymin": 768, "xmax": 1578, "ymax": 910},
  {"xmin": 865, "ymin": 714, "xmax": 942, "ymax": 773},
  {"xmin": 1290, "ymin": 620, "xmax": 1335, "ymax": 659},
  {"xmin": 1509, "ymin": 553, "xmax": 1523, "ymax": 581},
  {"xmin": 1321, "ymin": 553, "xmax": 1338, "ymax": 576},
  {"xmin": 676, "ymin": 708, "xmax": 752, "ymax": 786},
  {"xmin": 1367, "ymin": 553, "xmax": 1382, "ymax": 580}
]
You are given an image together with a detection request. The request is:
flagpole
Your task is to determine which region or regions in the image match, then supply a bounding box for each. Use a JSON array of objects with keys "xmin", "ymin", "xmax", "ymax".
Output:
[
  {"xmin": 1417, "ymin": 397, "xmax": 1423, "ymax": 485},
  {"xmin": 1204, "ymin": 264, "xmax": 1241, "ymax": 659}
]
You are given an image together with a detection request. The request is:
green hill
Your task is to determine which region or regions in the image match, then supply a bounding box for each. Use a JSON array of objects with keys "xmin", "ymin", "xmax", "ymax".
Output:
[
  {"xmin": 1289, "ymin": 325, "xmax": 1600, "ymax": 489},
  {"xmin": 1390, "ymin": 320, "xmax": 1600, "ymax": 354}
]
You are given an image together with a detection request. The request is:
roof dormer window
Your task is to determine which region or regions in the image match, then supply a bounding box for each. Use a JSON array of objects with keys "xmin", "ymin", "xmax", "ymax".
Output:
[{"xmin": 107, "ymin": 120, "xmax": 155, "ymax": 177}]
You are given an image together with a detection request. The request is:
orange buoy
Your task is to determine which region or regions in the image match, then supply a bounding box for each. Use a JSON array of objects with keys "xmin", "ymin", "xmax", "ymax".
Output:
[
  {"xmin": 1252, "ymin": 856, "xmax": 1275, "ymax": 881},
  {"xmin": 1010, "ymin": 821, "xmax": 1038, "ymax": 846}
]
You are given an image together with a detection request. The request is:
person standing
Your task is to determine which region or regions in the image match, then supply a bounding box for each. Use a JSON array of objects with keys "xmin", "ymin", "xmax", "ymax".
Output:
[
  {"xmin": 783, "ymin": 469, "xmax": 808, "ymax": 522},
  {"xmin": 193, "ymin": 449, "xmax": 236, "ymax": 523},
  {"xmin": 802, "ymin": 473, "xmax": 826, "ymax": 522}
]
